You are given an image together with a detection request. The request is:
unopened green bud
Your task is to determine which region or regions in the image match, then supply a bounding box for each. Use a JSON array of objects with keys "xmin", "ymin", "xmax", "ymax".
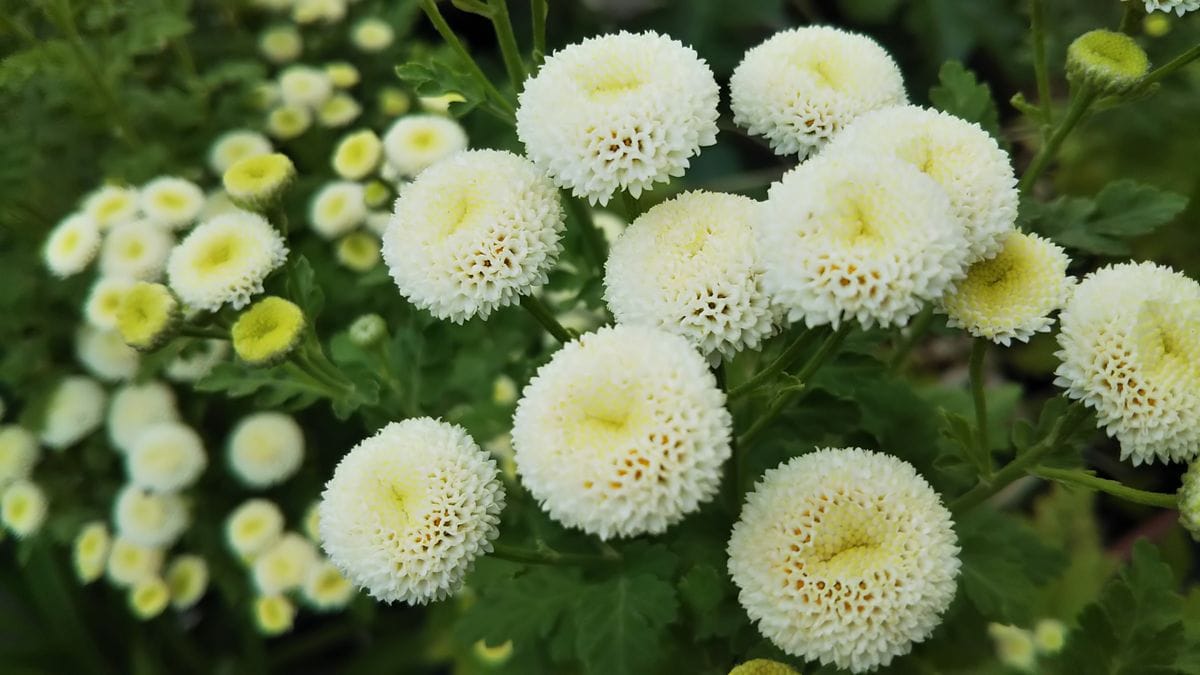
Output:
[
  {"xmin": 349, "ymin": 314, "xmax": 387, "ymax": 347},
  {"xmin": 1033, "ymin": 618, "xmax": 1067, "ymax": 655},
  {"xmin": 728, "ymin": 659, "xmax": 801, "ymax": 675},
  {"xmin": 1066, "ymin": 30, "xmax": 1150, "ymax": 95}
]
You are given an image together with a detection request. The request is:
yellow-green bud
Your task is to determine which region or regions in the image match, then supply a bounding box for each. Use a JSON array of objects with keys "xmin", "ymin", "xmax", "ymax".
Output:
[
  {"xmin": 254, "ymin": 595, "xmax": 295, "ymax": 635},
  {"xmin": 324, "ymin": 62, "xmax": 360, "ymax": 89},
  {"xmin": 1033, "ymin": 618, "xmax": 1067, "ymax": 655},
  {"xmin": 728, "ymin": 659, "xmax": 801, "ymax": 675},
  {"xmin": 116, "ymin": 282, "xmax": 180, "ymax": 351},
  {"xmin": 473, "ymin": 639, "xmax": 514, "ymax": 666},
  {"xmin": 378, "ymin": 87, "xmax": 411, "ymax": 117},
  {"xmin": 336, "ymin": 231, "xmax": 380, "ymax": 272},
  {"xmin": 988, "ymin": 623, "xmax": 1036, "ymax": 672},
  {"xmin": 1144, "ymin": 14, "xmax": 1172, "ymax": 38},
  {"xmin": 348, "ymin": 313, "xmax": 387, "ymax": 347},
  {"xmin": 223, "ymin": 153, "xmax": 296, "ymax": 210},
  {"xmin": 231, "ymin": 296, "xmax": 306, "ymax": 366},
  {"xmin": 363, "ymin": 180, "xmax": 392, "ymax": 209},
  {"xmin": 1066, "ymin": 30, "xmax": 1150, "ymax": 95}
]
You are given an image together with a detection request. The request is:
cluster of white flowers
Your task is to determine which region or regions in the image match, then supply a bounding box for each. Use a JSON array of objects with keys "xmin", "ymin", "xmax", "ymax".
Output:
[{"xmin": 0, "ymin": 426, "xmax": 47, "ymax": 538}]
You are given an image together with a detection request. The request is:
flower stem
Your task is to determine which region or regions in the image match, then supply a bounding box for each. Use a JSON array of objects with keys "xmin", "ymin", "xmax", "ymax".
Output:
[
  {"xmin": 520, "ymin": 295, "xmax": 574, "ymax": 343},
  {"xmin": 889, "ymin": 304, "xmax": 935, "ymax": 373},
  {"xmin": 417, "ymin": 0, "xmax": 516, "ymax": 121},
  {"xmin": 969, "ymin": 338, "xmax": 992, "ymax": 473},
  {"xmin": 951, "ymin": 400, "xmax": 1090, "ymax": 513},
  {"xmin": 1140, "ymin": 41, "xmax": 1200, "ymax": 90},
  {"xmin": 1018, "ymin": 83, "xmax": 1097, "ymax": 194},
  {"xmin": 737, "ymin": 323, "xmax": 852, "ymax": 447},
  {"xmin": 530, "ymin": 0, "xmax": 547, "ymax": 70},
  {"xmin": 1031, "ymin": 466, "xmax": 1177, "ymax": 509},
  {"xmin": 490, "ymin": 543, "xmax": 619, "ymax": 566},
  {"xmin": 1030, "ymin": 0, "xmax": 1053, "ymax": 125},
  {"xmin": 488, "ymin": 0, "xmax": 527, "ymax": 91},
  {"xmin": 728, "ymin": 327, "xmax": 817, "ymax": 400}
]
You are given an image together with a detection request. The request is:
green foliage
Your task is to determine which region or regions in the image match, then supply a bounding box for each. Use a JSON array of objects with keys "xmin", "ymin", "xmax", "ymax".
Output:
[
  {"xmin": 1022, "ymin": 180, "xmax": 1188, "ymax": 256},
  {"xmin": 958, "ymin": 509, "xmax": 1067, "ymax": 624},
  {"xmin": 930, "ymin": 60, "xmax": 1002, "ymax": 139}
]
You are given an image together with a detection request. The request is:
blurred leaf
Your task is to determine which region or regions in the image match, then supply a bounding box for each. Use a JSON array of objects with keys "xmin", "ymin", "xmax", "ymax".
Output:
[
  {"xmin": 929, "ymin": 60, "xmax": 1001, "ymax": 139},
  {"xmin": 1089, "ymin": 180, "xmax": 1188, "ymax": 238},
  {"xmin": 574, "ymin": 573, "xmax": 679, "ymax": 675},
  {"xmin": 394, "ymin": 55, "xmax": 483, "ymax": 117},
  {"xmin": 958, "ymin": 508, "xmax": 1067, "ymax": 624}
]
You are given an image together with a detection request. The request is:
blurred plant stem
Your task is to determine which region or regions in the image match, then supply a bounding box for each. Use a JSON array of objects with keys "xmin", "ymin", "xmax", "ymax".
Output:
[
  {"xmin": 1141, "ymin": 41, "xmax": 1200, "ymax": 90},
  {"xmin": 520, "ymin": 295, "xmax": 575, "ymax": 343},
  {"xmin": 1032, "ymin": 466, "xmax": 1177, "ymax": 508},
  {"xmin": 564, "ymin": 193, "xmax": 609, "ymax": 276},
  {"xmin": 728, "ymin": 327, "xmax": 817, "ymax": 400},
  {"xmin": 488, "ymin": 0, "xmax": 527, "ymax": 91},
  {"xmin": 491, "ymin": 542, "xmax": 620, "ymax": 566},
  {"xmin": 1030, "ymin": 0, "xmax": 1053, "ymax": 126},
  {"xmin": 1018, "ymin": 83, "xmax": 1097, "ymax": 194},
  {"xmin": 888, "ymin": 304, "xmax": 934, "ymax": 373},
  {"xmin": 969, "ymin": 338, "xmax": 993, "ymax": 474},
  {"xmin": 531, "ymin": 0, "xmax": 548, "ymax": 69}
]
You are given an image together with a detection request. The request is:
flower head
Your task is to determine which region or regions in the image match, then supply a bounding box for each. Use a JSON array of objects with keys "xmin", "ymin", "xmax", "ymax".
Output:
[
  {"xmin": 223, "ymin": 153, "xmax": 296, "ymax": 209},
  {"xmin": 310, "ymin": 181, "xmax": 367, "ymax": 238},
  {"xmin": 730, "ymin": 27, "xmax": 906, "ymax": 158},
  {"xmin": 84, "ymin": 185, "xmax": 140, "ymax": 230},
  {"xmin": 381, "ymin": 115, "xmax": 467, "ymax": 178},
  {"xmin": 254, "ymin": 595, "xmax": 296, "ymax": 635},
  {"xmin": 279, "ymin": 65, "xmax": 333, "ymax": 108},
  {"xmin": 0, "ymin": 426, "xmax": 39, "ymax": 487},
  {"xmin": 260, "ymin": 24, "xmax": 302, "ymax": 64},
  {"xmin": 267, "ymin": 104, "xmax": 313, "ymax": 139},
  {"xmin": 1, "ymin": 480, "xmax": 47, "ymax": 538},
  {"xmin": 41, "ymin": 376, "xmax": 106, "ymax": 450},
  {"xmin": 1055, "ymin": 262, "xmax": 1200, "ymax": 465},
  {"xmin": 317, "ymin": 93, "xmax": 361, "ymax": 127},
  {"xmin": 333, "ymin": 130, "xmax": 383, "ymax": 180},
  {"xmin": 167, "ymin": 211, "xmax": 288, "ymax": 312},
  {"xmin": 209, "ymin": 130, "xmax": 273, "ymax": 175},
  {"xmin": 941, "ymin": 232, "xmax": 1074, "ymax": 345},
  {"xmin": 77, "ymin": 326, "xmax": 140, "ymax": 381},
  {"xmin": 117, "ymin": 282, "xmax": 180, "ymax": 351},
  {"xmin": 336, "ymin": 232, "xmax": 381, "ymax": 272},
  {"xmin": 352, "ymin": 18, "xmax": 394, "ymax": 51},
  {"xmin": 127, "ymin": 422, "xmax": 207, "ymax": 493},
  {"xmin": 302, "ymin": 559, "xmax": 355, "ymax": 610},
  {"xmin": 1067, "ymin": 29, "xmax": 1150, "ymax": 95},
  {"xmin": 140, "ymin": 177, "xmax": 205, "ymax": 230},
  {"xmin": 85, "ymin": 276, "xmax": 135, "ymax": 330},
  {"xmin": 378, "ymin": 87, "xmax": 411, "ymax": 117},
  {"xmin": 231, "ymin": 296, "xmax": 305, "ymax": 366},
  {"xmin": 44, "ymin": 213, "xmax": 102, "ymax": 278},
  {"xmin": 253, "ymin": 532, "xmax": 318, "ymax": 595},
  {"xmin": 227, "ymin": 498, "xmax": 285, "ymax": 561},
  {"xmin": 166, "ymin": 555, "xmax": 209, "ymax": 610},
  {"xmin": 228, "ymin": 412, "xmax": 305, "ymax": 487},
  {"xmin": 728, "ymin": 448, "xmax": 960, "ymax": 673},
  {"xmin": 513, "ymin": 325, "xmax": 731, "ymax": 539},
  {"xmin": 728, "ymin": 660, "xmax": 801, "ymax": 675},
  {"xmin": 325, "ymin": 62, "xmax": 360, "ymax": 88},
  {"xmin": 74, "ymin": 521, "xmax": 111, "ymax": 583},
  {"xmin": 759, "ymin": 152, "xmax": 968, "ymax": 328},
  {"xmin": 319, "ymin": 418, "xmax": 505, "ymax": 604},
  {"xmin": 605, "ymin": 191, "xmax": 778, "ymax": 359},
  {"xmin": 382, "ymin": 149, "xmax": 564, "ymax": 323},
  {"xmin": 113, "ymin": 484, "xmax": 189, "ymax": 548},
  {"xmin": 1033, "ymin": 619, "xmax": 1067, "ymax": 655},
  {"xmin": 106, "ymin": 536, "xmax": 164, "ymax": 587},
  {"xmin": 129, "ymin": 576, "xmax": 171, "ymax": 619},
  {"xmin": 108, "ymin": 381, "xmax": 178, "ymax": 453},
  {"xmin": 988, "ymin": 624, "xmax": 1036, "ymax": 672},
  {"xmin": 1131, "ymin": 0, "xmax": 1200, "ymax": 16},
  {"xmin": 517, "ymin": 31, "xmax": 719, "ymax": 204},
  {"xmin": 822, "ymin": 105, "xmax": 1018, "ymax": 262},
  {"xmin": 348, "ymin": 313, "xmax": 386, "ymax": 347},
  {"xmin": 100, "ymin": 219, "xmax": 174, "ymax": 281}
]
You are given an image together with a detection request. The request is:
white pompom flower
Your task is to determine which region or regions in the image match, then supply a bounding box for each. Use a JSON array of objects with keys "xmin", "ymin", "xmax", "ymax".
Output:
[
  {"xmin": 259, "ymin": 24, "xmax": 302, "ymax": 64},
  {"xmin": 226, "ymin": 498, "xmax": 286, "ymax": 561},
  {"xmin": 352, "ymin": 18, "xmax": 394, "ymax": 52},
  {"xmin": 99, "ymin": 220, "xmax": 174, "ymax": 280},
  {"xmin": 381, "ymin": 114, "xmax": 468, "ymax": 178},
  {"xmin": 1055, "ymin": 262, "xmax": 1200, "ymax": 465},
  {"xmin": 382, "ymin": 149, "xmax": 564, "ymax": 323},
  {"xmin": 167, "ymin": 211, "xmax": 289, "ymax": 312},
  {"xmin": 1130, "ymin": 0, "xmax": 1199, "ymax": 17},
  {"xmin": 106, "ymin": 535, "xmax": 164, "ymax": 587},
  {"xmin": 941, "ymin": 232, "xmax": 1075, "ymax": 346},
  {"xmin": 310, "ymin": 181, "xmax": 367, "ymax": 239},
  {"xmin": 822, "ymin": 105, "xmax": 1018, "ymax": 263},
  {"xmin": 279, "ymin": 64, "xmax": 333, "ymax": 109},
  {"xmin": 139, "ymin": 177, "xmax": 205, "ymax": 230},
  {"xmin": 2, "ymin": 480, "xmax": 48, "ymax": 538},
  {"xmin": 209, "ymin": 130, "xmax": 273, "ymax": 175},
  {"xmin": 126, "ymin": 422, "xmax": 207, "ymax": 493},
  {"xmin": 0, "ymin": 426, "xmax": 39, "ymax": 486},
  {"xmin": 253, "ymin": 532, "xmax": 319, "ymax": 595},
  {"xmin": 604, "ymin": 191, "xmax": 778, "ymax": 359},
  {"xmin": 113, "ymin": 485, "xmax": 189, "ymax": 548},
  {"xmin": 317, "ymin": 93, "xmax": 361, "ymax": 128},
  {"xmin": 302, "ymin": 559, "xmax": 355, "ymax": 610},
  {"xmin": 76, "ymin": 326, "xmax": 140, "ymax": 382},
  {"xmin": 85, "ymin": 277, "xmax": 135, "ymax": 330},
  {"xmin": 728, "ymin": 448, "xmax": 960, "ymax": 673},
  {"xmin": 516, "ymin": 31, "xmax": 719, "ymax": 205},
  {"xmin": 318, "ymin": 418, "xmax": 505, "ymax": 605},
  {"xmin": 44, "ymin": 213, "xmax": 102, "ymax": 278},
  {"xmin": 41, "ymin": 376, "xmax": 107, "ymax": 450},
  {"xmin": 730, "ymin": 26, "xmax": 906, "ymax": 159},
  {"xmin": 107, "ymin": 381, "xmax": 179, "ymax": 454},
  {"xmin": 513, "ymin": 325, "xmax": 732, "ymax": 539},
  {"xmin": 83, "ymin": 185, "xmax": 140, "ymax": 230},
  {"xmin": 228, "ymin": 412, "xmax": 305, "ymax": 488},
  {"xmin": 332, "ymin": 129, "xmax": 383, "ymax": 180},
  {"xmin": 759, "ymin": 152, "xmax": 968, "ymax": 329}
]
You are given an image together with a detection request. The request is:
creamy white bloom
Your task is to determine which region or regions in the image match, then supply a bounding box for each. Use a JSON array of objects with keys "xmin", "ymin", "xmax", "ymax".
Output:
[
  {"xmin": 226, "ymin": 498, "xmax": 285, "ymax": 561},
  {"xmin": 167, "ymin": 211, "xmax": 288, "ymax": 312},
  {"xmin": 106, "ymin": 535, "xmax": 164, "ymax": 587},
  {"xmin": 1131, "ymin": 0, "xmax": 1199, "ymax": 16},
  {"xmin": 209, "ymin": 130, "xmax": 273, "ymax": 175},
  {"xmin": 41, "ymin": 376, "xmax": 107, "ymax": 450},
  {"xmin": 302, "ymin": 558, "xmax": 355, "ymax": 610},
  {"xmin": 166, "ymin": 339, "xmax": 229, "ymax": 382},
  {"xmin": 332, "ymin": 129, "xmax": 383, "ymax": 180},
  {"xmin": 279, "ymin": 65, "xmax": 333, "ymax": 109},
  {"xmin": 259, "ymin": 24, "xmax": 302, "ymax": 64},
  {"xmin": 605, "ymin": 191, "xmax": 778, "ymax": 359},
  {"xmin": 352, "ymin": 18, "xmax": 394, "ymax": 51},
  {"xmin": 76, "ymin": 326, "xmax": 140, "ymax": 382},
  {"xmin": 74, "ymin": 521, "xmax": 110, "ymax": 583},
  {"xmin": 513, "ymin": 325, "xmax": 731, "ymax": 539},
  {"xmin": 228, "ymin": 412, "xmax": 305, "ymax": 488},
  {"xmin": 293, "ymin": 0, "xmax": 346, "ymax": 23},
  {"xmin": 381, "ymin": 115, "xmax": 467, "ymax": 178},
  {"xmin": 325, "ymin": 62, "xmax": 360, "ymax": 89},
  {"xmin": 822, "ymin": 105, "xmax": 1017, "ymax": 262},
  {"xmin": 107, "ymin": 381, "xmax": 179, "ymax": 454},
  {"xmin": 1, "ymin": 480, "xmax": 47, "ymax": 537},
  {"xmin": 127, "ymin": 422, "xmax": 207, "ymax": 492},
  {"xmin": 253, "ymin": 532, "xmax": 319, "ymax": 595},
  {"xmin": 319, "ymin": 418, "xmax": 504, "ymax": 604},
  {"xmin": 730, "ymin": 27, "xmax": 906, "ymax": 158},
  {"xmin": 382, "ymin": 149, "xmax": 564, "ymax": 323},
  {"xmin": 254, "ymin": 594, "xmax": 296, "ymax": 635},
  {"xmin": 139, "ymin": 177, "xmax": 206, "ymax": 230},
  {"xmin": 317, "ymin": 93, "xmax": 362, "ymax": 127},
  {"xmin": 759, "ymin": 152, "xmax": 968, "ymax": 329},
  {"xmin": 84, "ymin": 185, "xmax": 140, "ymax": 230},
  {"xmin": 1055, "ymin": 262, "xmax": 1200, "ymax": 465},
  {"xmin": 44, "ymin": 213, "xmax": 102, "ymax": 278},
  {"xmin": 85, "ymin": 277, "xmax": 135, "ymax": 330},
  {"xmin": 728, "ymin": 448, "xmax": 960, "ymax": 673},
  {"xmin": 310, "ymin": 181, "xmax": 367, "ymax": 239},
  {"xmin": 0, "ymin": 426, "xmax": 39, "ymax": 486},
  {"xmin": 267, "ymin": 104, "xmax": 313, "ymax": 140},
  {"xmin": 941, "ymin": 232, "xmax": 1075, "ymax": 346},
  {"xmin": 517, "ymin": 31, "xmax": 719, "ymax": 204},
  {"xmin": 166, "ymin": 555, "xmax": 209, "ymax": 609},
  {"xmin": 99, "ymin": 220, "xmax": 174, "ymax": 280},
  {"xmin": 113, "ymin": 485, "xmax": 189, "ymax": 548}
]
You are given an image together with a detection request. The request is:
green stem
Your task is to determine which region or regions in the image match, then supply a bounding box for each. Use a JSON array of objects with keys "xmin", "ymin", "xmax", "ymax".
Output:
[
  {"xmin": 729, "ymin": 327, "xmax": 817, "ymax": 400},
  {"xmin": 418, "ymin": 0, "xmax": 516, "ymax": 121},
  {"xmin": 282, "ymin": 361, "xmax": 342, "ymax": 399},
  {"xmin": 1030, "ymin": 0, "xmax": 1053, "ymax": 125},
  {"xmin": 1140, "ymin": 41, "xmax": 1200, "ymax": 89},
  {"xmin": 521, "ymin": 295, "xmax": 574, "ymax": 343},
  {"xmin": 889, "ymin": 304, "xmax": 935, "ymax": 373},
  {"xmin": 564, "ymin": 193, "xmax": 609, "ymax": 276},
  {"xmin": 530, "ymin": 0, "xmax": 547, "ymax": 69},
  {"xmin": 1018, "ymin": 84, "xmax": 1097, "ymax": 194},
  {"xmin": 488, "ymin": 0, "xmax": 527, "ymax": 91},
  {"xmin": 969, "ymin": 339, "xmax": 992, "ymax": 473},
  {"xmin": 1031, "ymin": 466, "xmax": 1177, "ymax": 508},
  {"xmin": 951, "ymin": 401, "xmax": 1090, "ymax": 513},
  {"xmin": 737, "ymin": 323, "xmax": 852, "ymax": 447},
  {"xmin": 490, "ymin": 543, "xmax": 618, "ymax": 566},
  {"xmin": 1119, "ymin": 2, "xmax": 1141, "ymax": 34}
]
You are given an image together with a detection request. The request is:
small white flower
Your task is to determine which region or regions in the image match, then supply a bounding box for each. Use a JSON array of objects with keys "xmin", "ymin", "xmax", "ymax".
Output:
[
  {"xmin": 44, "ymin": 213, "xmax": 102, "ymax": 278},
  {"xmin": 352, "ymin": 18, "xmax": 394, "ymax": 52},
  {"xmin": 260, "ymin": 24, "xmax": 302, "ymax": 64},
  {"xmin": 310, "ymin": 181, "xmax": 367, "ymax": 239},
  {"xmin": 1, "ymin": 480, "xmax": 47, "ymax": 538},
  {"xmin": 84, "ymin": 185, "xmax": 140, "ymax": 230},
  {"xmin": 139, "ymin": 177, "xmax": 206, "ymax": 230},
  {"xmin": 99, "ymin": 220, "xmax": 174, "ymax": 280},
  {"xmin": 73, "ymin": 521, "xmax": 110, "ymax": 583},
  {"xmin": 226, "ymin": 498, "xmax": 285, "ymax": 561},
  {"xmin": 107, "ymin": 536, "xmax": 164, "ymax": 588},
  {"xmin": 167, "ymin": 211, "xmax": 289, "ymax": 312},
  {"xmin": 279, "ymin": 65, "xmax": 334, "ymax": 109},
  {"xmin": 332, "ymin": 129, "xmax": 383, "ymax": 180},
  {"xmin": 126, "ymin": 422, "xmax": 207, "ymax": 493},
  {"xmin": 209, "ymin": 130, "xmax": 274, "ymax": 175},
  {"xmin": 41, "ymin": 376, "xmax": 107, "ymax": 450},
  {"xmin": 0, "ymin": 426, "xmax": 39, "ymax": 487},
  {"xmin": 76, "ymin": 326, "xmax": 140, "ymax": 382},
  {"xmin": 85, "ymin": 277, "xmax": 135, "ymax": 330},
  {"xmin": 381, "ymin": 115, "xmax": 467, "ymax": 178},
  {"xmin": 113, "ymin": 484, "xmax": 189, "ymax": 548},
  {"xmin": 107, "ymin": 381, "xmax": 179, "ymax": 454},
  {"xmin": 253, "ymin": 532, "xmax": 319, "ymax": 595},
  {"xmin": 228, "ymin": 412, "xmax": 305, "ymax": 488}
]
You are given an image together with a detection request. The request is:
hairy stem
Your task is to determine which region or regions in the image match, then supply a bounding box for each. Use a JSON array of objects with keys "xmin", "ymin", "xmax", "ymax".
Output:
[
  {"xmin": 520, "ymin": 295, "xmax": 574, "ymax": 343},
  {"xmin": 1140, "ymin": 41, "xmax": 1200, "ymax": 89},
  {"xmin": 1032, "ymin": 466, "xmax": 1177, "ymax": 508},
  {"xmin": 969, "ymin": 339, "xmax": 992, "ymax": 473}
]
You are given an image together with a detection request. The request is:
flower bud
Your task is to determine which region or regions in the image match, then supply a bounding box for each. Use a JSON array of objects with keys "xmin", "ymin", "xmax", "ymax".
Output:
[
  {"xmin": 1178, "ymin": 460, "xmax": 1200, "ymax": 541},
  {"xmin": 1033, "ymin": 618, "xmax": 1067, "ymax": 655},
  {"xmin": 231, "ymin": 296, "xmax": 306, "ymax": 366},
  {"xmin": 1066, "ymin": 30, "xmax": 1150, "ymax": 95},
  {"xmin": 728, "ymin": 660, "xmax": 800, "ymax": 675},
  {"xmin": 348, "ymin": 313, "xmax": 387, "ymax": 347},
  {"xmin": 117, "ymin": 282, "xmax": 180, "ymax": 351},
  {"xmin": 223, "ymin": 153, "xmax": 296, "ymax": 210}
]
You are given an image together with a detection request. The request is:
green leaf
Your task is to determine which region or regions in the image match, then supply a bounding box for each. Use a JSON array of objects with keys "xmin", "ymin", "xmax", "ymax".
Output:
[
  {"xmin": 394, "ymin": 54, "xmax": 484, "ymax": 117},
  {"xmin": 284, "ymin": 256, "xmax": 325, "ymax": 318},
  {"xmin": 1088, "ymin": 180, "xmax": 1188, "ymax": 238},
  {"xmin": 456, "ymin": 565, "xmax": 582, "ymax": 648},
  {"xmin": 574, "ymin": 573, "xmax": 679, "ymax": 675},
  {"xmin": 929, "ymin": 60, "xmax": 1001, "ymax": 139},
  {"xmin": 958, "ymin": 508, "xmax": 1066, "ymax": 624}
]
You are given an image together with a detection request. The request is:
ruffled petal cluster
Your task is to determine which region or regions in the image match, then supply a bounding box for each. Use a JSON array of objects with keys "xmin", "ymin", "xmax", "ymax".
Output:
[{"xmin": 167, "ymin": 211, "xmax": 288, "ymax": 312}]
